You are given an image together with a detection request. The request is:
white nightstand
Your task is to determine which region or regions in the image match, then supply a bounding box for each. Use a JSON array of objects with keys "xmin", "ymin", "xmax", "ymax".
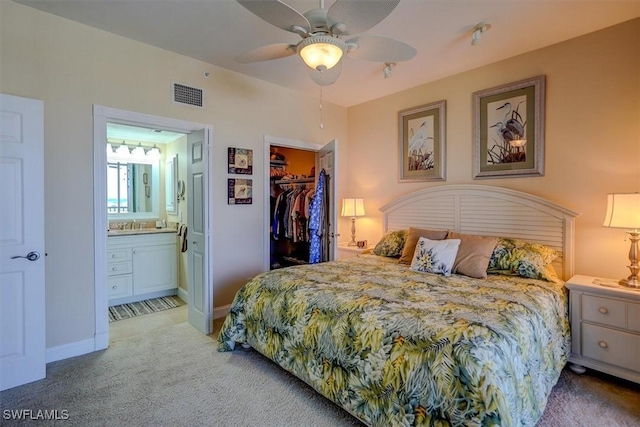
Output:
[
  {"xmin": 565, "ymin": 274, "xmax": 640, "ymax": 384},
  {"xmin": 337, "ymin": 243, "xmax": 373, "ymax": 260}
]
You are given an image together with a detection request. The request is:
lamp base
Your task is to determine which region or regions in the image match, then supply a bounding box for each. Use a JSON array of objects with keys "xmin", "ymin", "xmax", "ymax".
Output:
[{"xmin": 618, "ymin": 276, "xmax": 640, "ymax": 289}]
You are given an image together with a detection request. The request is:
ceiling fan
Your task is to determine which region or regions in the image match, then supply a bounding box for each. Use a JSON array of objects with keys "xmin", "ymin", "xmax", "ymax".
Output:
[{"xmin": 235, "ymin": 0, "xmax": 417, "ymax": 86}]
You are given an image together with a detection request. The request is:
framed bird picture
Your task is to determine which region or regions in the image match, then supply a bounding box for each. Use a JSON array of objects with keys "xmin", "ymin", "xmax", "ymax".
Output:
[
  {"xmin": 398, "ymin": 100, "xmax": 446, "ymax": 182},
  {"xmin": 473, "ymin": 75, "xmax": 545, "ymax": 179}
]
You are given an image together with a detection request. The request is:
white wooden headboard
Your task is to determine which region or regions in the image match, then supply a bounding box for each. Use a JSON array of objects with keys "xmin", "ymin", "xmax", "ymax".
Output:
[{"xmin": 379, "ymin": 185, "xmax": 581, "ymax": 280}]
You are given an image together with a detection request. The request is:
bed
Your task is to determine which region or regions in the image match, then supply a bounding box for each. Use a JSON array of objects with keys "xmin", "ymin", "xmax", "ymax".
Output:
[{"xmin": 218, "ymin": 185, "xmax": 580, "ymax": 426}]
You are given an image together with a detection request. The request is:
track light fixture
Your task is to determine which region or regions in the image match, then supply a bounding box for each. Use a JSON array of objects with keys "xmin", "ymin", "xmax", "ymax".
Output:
[
  {"xmin": 471, "ymin": 22, "xmax": 491, "ymax": 46},
  {"xmin": 383, "ymin": 62, "xmax": 396, "ymax": 79}
]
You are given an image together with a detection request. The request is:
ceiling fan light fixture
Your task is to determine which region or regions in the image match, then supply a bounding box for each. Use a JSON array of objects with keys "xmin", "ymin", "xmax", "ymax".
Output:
[{"xmin": 298, "ymin": 35, "xmax": 347, "ymax": 71}]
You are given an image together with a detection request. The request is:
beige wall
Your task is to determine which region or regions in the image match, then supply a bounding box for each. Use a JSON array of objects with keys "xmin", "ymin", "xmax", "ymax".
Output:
[
  {"xmin": 346, "ymin": 18, "xmax": 640, "ymax": 280},
  {"xmin": 0, "ymin": 1, "xmax": 348, "ymax": 349}
]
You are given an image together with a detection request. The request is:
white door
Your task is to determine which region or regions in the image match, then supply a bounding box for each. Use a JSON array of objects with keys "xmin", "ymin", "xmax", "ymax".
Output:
[
  {"xmin": 0, "ymin": 94, "xmax": 46, "ymax": 391},
  {"xmin": 318, "ymin": 139, "xmax": 338, "ymax": 261},
  {"xmin": 187, "ymin": 129, "xmax": 211, "ymax": 334}
]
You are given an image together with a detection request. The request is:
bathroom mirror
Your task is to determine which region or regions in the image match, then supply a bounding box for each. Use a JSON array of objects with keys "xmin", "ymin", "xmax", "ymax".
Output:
[{"xmin": 107, "ymin": 155, "xmax": 159, "ymax": 219}]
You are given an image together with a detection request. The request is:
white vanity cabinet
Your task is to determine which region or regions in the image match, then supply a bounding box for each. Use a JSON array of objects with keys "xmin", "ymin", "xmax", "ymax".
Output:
[{"xmin": 107, "ymin": 232, "xmax": 177, "ymax": 306}]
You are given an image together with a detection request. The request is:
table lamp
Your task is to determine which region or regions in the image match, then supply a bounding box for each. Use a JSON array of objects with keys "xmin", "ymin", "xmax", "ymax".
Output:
[
  {"xmin": 603, "ymin": 192, "xmax": 640, "ymax": 288},
  {"xmin": 341, "ymin": 198, "xmax": 365, "ymax": 246}
]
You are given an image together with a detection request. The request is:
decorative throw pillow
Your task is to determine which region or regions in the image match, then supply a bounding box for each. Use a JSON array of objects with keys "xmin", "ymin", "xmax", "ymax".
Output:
[
  {"xmin": 398, "ymin": 227, "xmax": 448, "ymax": 265},
  {"xmin": 410, "ymin": 237, "xmax": 461, "ymax": 276},
  {"xmin": 372, "ymin": 229, "xmax": 408, "ymax": 258},
  {"xmin": 487, "ymin": 237, "xmax": 559, "ymax": 281},
  {"xmin": 446, "ymin": 231, "xmax": 498, "ymax": 279}
]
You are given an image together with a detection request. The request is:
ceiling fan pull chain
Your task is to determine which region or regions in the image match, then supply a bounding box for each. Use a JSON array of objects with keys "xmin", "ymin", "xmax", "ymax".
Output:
[{"xmin": 319, "ymin": 87, "xmax": 324, "ymax": 129}]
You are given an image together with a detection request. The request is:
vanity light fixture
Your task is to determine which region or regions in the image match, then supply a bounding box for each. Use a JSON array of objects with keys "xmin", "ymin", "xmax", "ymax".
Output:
[
  {"xmin": 146, "ymin": 145, "xmax": 161, "ymax": 159},
  {"xmin": 106, "ymin": 143, "xmax": 115, "ymax": 155},
  {"xmin": 116, "ymin": 141, "xmax": 130, "ymax": 156},
  {"xmin": 131, "ymin": 143, "xmax": 146, "ymax": 158}
]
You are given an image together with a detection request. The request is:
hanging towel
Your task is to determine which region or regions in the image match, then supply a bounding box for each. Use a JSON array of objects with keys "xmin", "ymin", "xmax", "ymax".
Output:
[{"xmin": 177, "ymin": 224, "xmax": 188, "ymax": 253}]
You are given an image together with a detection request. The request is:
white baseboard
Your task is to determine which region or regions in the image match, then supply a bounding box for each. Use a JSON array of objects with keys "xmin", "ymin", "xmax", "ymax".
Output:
[
  {"xmin": 177, "ymin": 287, "xmax": 188, "ymax": 303},
  {"xmin": 213, "ymin": 304, "xmax": 230, "ymax": 319},
  {"xmin": 46, "ymin": 337, "xmax": 97, "ymax": 363}
]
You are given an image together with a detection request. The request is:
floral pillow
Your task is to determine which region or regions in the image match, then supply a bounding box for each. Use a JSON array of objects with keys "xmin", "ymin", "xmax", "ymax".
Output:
[
  {"xmin": 487, "ymin": 237, "xmax": 559, "ymax": 281},
  {"xmin": 410, "ymin": 237, "xmax": 461, "ymax": 276},
  {"xmin": 372, "ymin": 229, "xmax": 408, "ymax": 258}
]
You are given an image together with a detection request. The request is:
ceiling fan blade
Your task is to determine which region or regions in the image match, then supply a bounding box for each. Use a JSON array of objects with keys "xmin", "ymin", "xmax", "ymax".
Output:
[
  {"xmin": 235, "ymin": 43, "xmax": 297, "ymax": 63},
  {"xmin": 327, "ymin": 0, "xmax": 400, "ymax": 36},
  {"xmin": 346, "ymin": 35, "xmax": 416, "ymax": 62},
  {"xmin": 309, "ymin": 61, "xmax": 342, "ymax": 86},
  {"xmin": 237, "ymin": 0, "xmax": 310, "ymax": 34}
]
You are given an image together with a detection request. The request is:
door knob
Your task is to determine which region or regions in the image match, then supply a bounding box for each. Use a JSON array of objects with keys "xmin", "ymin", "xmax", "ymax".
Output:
[{"xmin": 11, "ymin": 251, "xmax": 41, "ymax": 261}]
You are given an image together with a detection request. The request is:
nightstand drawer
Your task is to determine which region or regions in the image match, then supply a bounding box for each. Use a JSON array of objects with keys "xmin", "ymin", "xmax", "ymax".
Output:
[
  {"xmin": 582, "ymin": 323, "xmax": 640, "ymax": 371},
  {"xmin": 107, "ymin": 260, "xmax": 133, "ymax": 276},
  {"xmin": 582, "ymin": 294, "xmax": 626, "ymax": 328}
]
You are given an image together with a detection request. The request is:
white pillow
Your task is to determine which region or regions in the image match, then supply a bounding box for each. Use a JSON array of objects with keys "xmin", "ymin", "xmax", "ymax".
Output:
[{"xmin": 410, "ymin": 237, "xmax": 461, "ymax": 276}]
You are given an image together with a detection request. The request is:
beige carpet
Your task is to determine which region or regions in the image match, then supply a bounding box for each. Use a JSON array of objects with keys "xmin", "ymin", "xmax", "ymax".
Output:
[{"xmin": 1, "ymin": 321, "xmax": 638, "ymax": 426}]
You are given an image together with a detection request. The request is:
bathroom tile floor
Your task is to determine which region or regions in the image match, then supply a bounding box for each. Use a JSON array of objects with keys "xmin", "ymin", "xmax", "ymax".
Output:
[
  {"xmin": 109, "ymin": 304, "xmax": 227, "ymax": 342},
  {"xmin": 109, "ymin": 304, "xmax": 187, "ymax": 343}
]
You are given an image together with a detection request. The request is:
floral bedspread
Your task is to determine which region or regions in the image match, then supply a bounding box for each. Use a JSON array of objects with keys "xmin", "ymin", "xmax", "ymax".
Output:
[{"xmin": 218, "ymin": 254, "xmax": 570, "ymax": 426}]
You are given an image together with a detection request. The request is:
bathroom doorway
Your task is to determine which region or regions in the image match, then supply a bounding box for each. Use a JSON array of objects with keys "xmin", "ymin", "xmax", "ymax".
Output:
[
  {"xmin": 93, "ymin": 105, "xmax": 213, "ymax": 351},
  {"xmin": 105, "ymin": 123, "xmax": 188, "ymax": 342}
]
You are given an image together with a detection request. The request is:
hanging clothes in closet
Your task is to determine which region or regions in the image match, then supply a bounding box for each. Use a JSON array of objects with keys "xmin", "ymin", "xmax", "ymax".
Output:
[
  {"xmin": 271, "ymin": 180, "xmax": 315, "ymax": 268},
  {"xmin": 308, "ymin": 169, "xmax": 330, "ymax": 264}
]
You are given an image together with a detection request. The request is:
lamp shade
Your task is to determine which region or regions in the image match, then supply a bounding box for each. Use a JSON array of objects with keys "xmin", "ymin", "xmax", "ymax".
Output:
[
  {"xmin": 298, "ymin": 35, "xmax": 346, "ymax": 71},
  {"xmin": 603, "ymin": 193, "xmax": 640, "ymax": 230},
  {"xmin": 341, "ymin": 198, "xmax": 365, "ymax": 217}
]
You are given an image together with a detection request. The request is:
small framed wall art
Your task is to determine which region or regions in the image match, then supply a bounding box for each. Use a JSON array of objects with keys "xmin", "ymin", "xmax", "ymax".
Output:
[
  {"xmin": 398, "ymin": 100, "xmax": 446, "ymax": 182},
  {"xmin": 228, "ymin": 147, "xmax": 253, "ymax": 175},
  {"xmin": 472, "ymin": 75, "xmax": 545, "ymax": 179},
  {"xmin": 228, "ymin": 178, "xmax": 252, "ymax": 205}
]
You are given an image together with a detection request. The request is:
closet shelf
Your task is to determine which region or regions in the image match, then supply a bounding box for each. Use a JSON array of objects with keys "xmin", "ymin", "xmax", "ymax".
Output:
[
  {"xmin": 269, "ymin": 159, "xmax": 287, "ymax": 166},
  {"xmin": 274, "ymin": 177, "xmax": 315, "ymax": 185}
]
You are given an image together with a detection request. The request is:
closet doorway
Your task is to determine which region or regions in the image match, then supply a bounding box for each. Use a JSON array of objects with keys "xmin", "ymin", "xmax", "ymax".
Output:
[
  {"xmin": 263, "ymin": 135, "xmax": 337, "ymax": 271},
  {"xmin": 94, "ymin": 106, "xmax": 214, "ymax": 352}
]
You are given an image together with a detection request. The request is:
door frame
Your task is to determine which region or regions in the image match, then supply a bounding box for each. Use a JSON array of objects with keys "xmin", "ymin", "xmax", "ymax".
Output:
[
  {"xmin": 93, "ymin": 105, "xmax": 212, "ymax": 349},
  {"xmin": 263, "ymin": 134, "xmax": 325, "ymax": 271}
]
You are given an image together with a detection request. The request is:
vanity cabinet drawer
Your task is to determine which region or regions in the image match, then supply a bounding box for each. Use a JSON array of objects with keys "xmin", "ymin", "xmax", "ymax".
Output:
[
  {"xmin": 107, "ymin": 275, "xmax": 133, "ymax": 299},
  {"xmin": 107, "ymin": 261, "xmax": 133, "ymax": 276},
  {"xmin": 582, "ymin": 323, "xmax": 640, "ymax": 372},
  {"xmin": 582, "ymin": 295, "xmax": 626, "ymax": 328},
  {"xmin": 107, "ymin": 248, "xmax": 132, "ymax": 262}
]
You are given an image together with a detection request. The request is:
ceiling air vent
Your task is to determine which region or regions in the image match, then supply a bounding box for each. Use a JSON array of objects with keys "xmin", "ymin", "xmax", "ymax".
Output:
[{"xmin": 171, "ymin": 81, "xmax": 204, "ymax": 108}]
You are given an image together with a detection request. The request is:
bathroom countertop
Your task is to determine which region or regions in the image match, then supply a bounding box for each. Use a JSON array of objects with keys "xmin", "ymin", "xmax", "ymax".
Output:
[{"xmin": 107, "ymin": 228, "xmax": 177, "ymax": 237}]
